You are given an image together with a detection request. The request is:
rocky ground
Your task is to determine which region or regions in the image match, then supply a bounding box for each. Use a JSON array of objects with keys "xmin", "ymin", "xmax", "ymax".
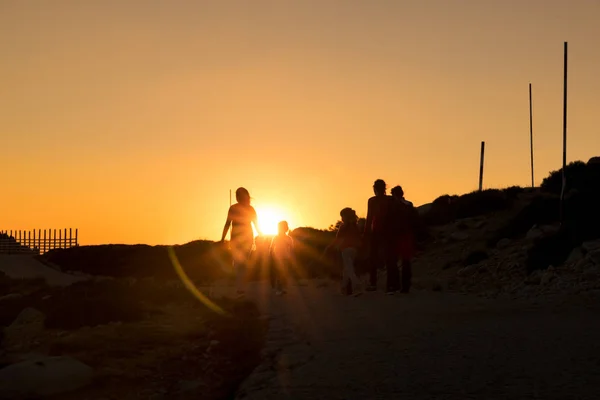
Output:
[
  {"xmin": 0, "ymin": 273, "xmax": 266, "ymax": 399},
  {"xmin": 409, "ymin": 191, "xmax": 600, "ymax": 300}
]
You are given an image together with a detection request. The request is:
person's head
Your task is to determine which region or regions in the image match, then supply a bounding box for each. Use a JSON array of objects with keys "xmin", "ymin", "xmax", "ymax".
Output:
[
  {"xmin": 391, "ymin": 185, "xmax": 404, "ymax": 200},
  {"xmin": 277, "ymin": 220, "xmax": 289, "ymax": 235},
  {"xmin": 373, "ymin": 179, "xmax": 386, "ymax": 196},
  {"xmin": 340, "ymin": 207, "xmax": 358, "ymax": 225},
  {"xmin": 235, "ymin": 187, "xmax": 251, "ymax": 206}
]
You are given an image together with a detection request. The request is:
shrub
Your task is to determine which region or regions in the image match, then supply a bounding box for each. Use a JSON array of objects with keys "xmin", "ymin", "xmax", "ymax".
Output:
[
  {"xmin": 503, "ymin": 186, "xmax": 525, "ymax": 200},
  {"xmin": 42, "ymin": 241, "xmax": 230, "ymax": 282},
  {"xmin": 421, "ymin": 194, "xmax": 459, "ymax": 226},
  {"xmin": 526, "ymin": 228, "xmax": 574, "ymax": 273},
  {"xmin": 488, "ymin": 195, "xmax": 560, "ymax": 246},
  {"xmin": 541, "ymin": 161, "xmax": 589, "ymax": 195},
  {"xmin": 455, "ymin": 189, "xmax": 510, "ymax": 219}
]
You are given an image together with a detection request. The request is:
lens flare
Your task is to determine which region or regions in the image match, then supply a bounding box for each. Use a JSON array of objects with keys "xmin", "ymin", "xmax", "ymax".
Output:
[{"xmin": 167, "ymin": 246, "xmax": 227, "ymax": 316}]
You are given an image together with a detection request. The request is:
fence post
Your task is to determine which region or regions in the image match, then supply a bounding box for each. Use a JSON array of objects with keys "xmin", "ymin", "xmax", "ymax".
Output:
[
  {"xmin": 75, "ymin": 229, "xmax": 78, "ymax": 246},
  {"xmin": 479, "ymin": 141, "xmax": 485, "ymax": 191}
]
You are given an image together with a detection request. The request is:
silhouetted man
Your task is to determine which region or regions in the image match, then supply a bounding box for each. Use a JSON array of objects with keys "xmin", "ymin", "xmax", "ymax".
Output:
[
  {"xmin": 390, "ymin": 185, "xmax": 417, "ymax": 293},
  {"xmin": 364, "ymin": 179, "xmax": 399, "ymax": 293}
]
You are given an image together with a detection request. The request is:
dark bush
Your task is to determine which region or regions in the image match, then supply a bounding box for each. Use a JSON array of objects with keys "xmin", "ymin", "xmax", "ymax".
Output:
[
  {"xmin": 503, "ymin": 186, "xmax": 525, "ymax": 200},
  {"xmin": 455, "ymin": 189, "xmax": 510, "ymax": 219},
  {"xmin": 421, "ymin": 194, "xmax": 459, "ymax": 226},
  {"xmin": 42, "ymin": 241, "xmax": 230, "ymax": 282},
  {"xmin": 422, "ymin": 189, "xmax": 512, "ymax": 226},
  {"xmin": 488, "ymin": 195, "xmax": 560, "ymax": 246},
  {"xmin": 541, "ymin": 161, "xmax": 589, "ymax": 195},
  {"xmin": 526, "ymin": 228, "xmax": 573, "ymax": 273}
]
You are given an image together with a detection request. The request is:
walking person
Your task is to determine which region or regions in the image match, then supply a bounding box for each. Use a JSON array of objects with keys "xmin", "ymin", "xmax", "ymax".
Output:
[
  {"xmin": 364, "ymin": 179, "xmax": 399, "ymax": 293},
  {"xmin": 220, "ymin": 187, "xmax": 262, "ymax": 297},
  {"xmin": 390, "ymin": 185, "xmax": 417, "ymax": 293},
  {"xmin": 331, "ymin": 208, "xmax": 364, "ymax": 296},
  {"xmin": 270, "ymin": 221, "xmax": 294, "ymax": 295}
]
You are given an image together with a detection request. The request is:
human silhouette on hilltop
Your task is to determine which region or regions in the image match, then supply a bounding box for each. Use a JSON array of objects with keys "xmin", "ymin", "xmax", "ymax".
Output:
[{"xmin": 220, "ymin": 187, "xmax": 262, "ymax": 296}]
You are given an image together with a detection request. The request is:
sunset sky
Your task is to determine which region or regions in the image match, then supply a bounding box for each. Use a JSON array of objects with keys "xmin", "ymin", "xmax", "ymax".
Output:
[{"xmin": 1, "ymin": 1, "xmax": 599, "ymax": 245}]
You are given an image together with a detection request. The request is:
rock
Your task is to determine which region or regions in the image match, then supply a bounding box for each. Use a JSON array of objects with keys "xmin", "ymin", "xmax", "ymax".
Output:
[
  {"xmin": 0, "ymin": 293, "xmax": 23, "ymax": 301},
  {"xmin": 582, "ymin": 239, "xmax": 600, "ymax": 254},
  {"xmin": 525, "ymin": 270, "xmax": 542, "ymax": 285},
  {"xmin": 587, "ymin": 250, "xmax": 600, "ymax": 266},
  {"xmin": 457, "ymin": 265, "xmax": 477, "ymax": 277},
  {"xmin": 496, "ymin": 238, "xmax": 511, "ymax": 249},
  {"xmin": 541, "ymin": 270, "xmax": 555, "ymax": 286},
  {"xmin": 0, "ymin": 356, "xmax": 93, "ymax": 398},
  {"xmin": 566, "ymin": 247, "xmax": 585, "ymax": 264},
  {"xmin": 450, "ymin": 231, "xmax": 469, "ymax": 241},
  {"xmin": 3, "ymin": 308, "xmax": 45, "ymax": 350},
  {"xmin": 526, "ymin": 226, "xmax": 544, "ymax": 240},
  {"xmin": 431, "ymin": 281, "xmax": 443, "ymax": 291},
  {"xmin": 177, "ymin": 379, "xmax": 206, "ymax": 394}
]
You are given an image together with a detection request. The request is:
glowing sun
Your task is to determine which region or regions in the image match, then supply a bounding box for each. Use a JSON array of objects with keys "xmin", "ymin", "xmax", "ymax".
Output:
[{"xmin": 255, "ymin": 206, "xmax": 290, "ymax": 236}]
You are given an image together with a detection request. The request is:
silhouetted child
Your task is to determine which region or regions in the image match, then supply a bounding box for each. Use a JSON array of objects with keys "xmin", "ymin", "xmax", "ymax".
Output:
[
  {"xmin": 332, "ymin": 208, "xmax": 364, "ymax": 296},
  {"xmin": 270, "ymin": 221, "xmax": 294, "ymax": 295}
]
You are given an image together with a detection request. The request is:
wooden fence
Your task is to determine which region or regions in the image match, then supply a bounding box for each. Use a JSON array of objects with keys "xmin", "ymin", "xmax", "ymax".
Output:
[{"xmin": 0, "ymin": 228, "xmax": 78, "ymax": 255}]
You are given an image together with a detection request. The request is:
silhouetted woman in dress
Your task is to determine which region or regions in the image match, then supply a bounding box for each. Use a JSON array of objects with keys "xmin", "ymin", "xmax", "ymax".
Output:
[{"xmin": 220, "ymin": 187, "xmax": 262, "ymax": 295}]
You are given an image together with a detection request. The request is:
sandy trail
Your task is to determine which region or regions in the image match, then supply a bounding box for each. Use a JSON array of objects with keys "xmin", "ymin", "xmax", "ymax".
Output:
[{"xmin": 202, "ymin": 280, "xmax": 600, "ymax": 399}]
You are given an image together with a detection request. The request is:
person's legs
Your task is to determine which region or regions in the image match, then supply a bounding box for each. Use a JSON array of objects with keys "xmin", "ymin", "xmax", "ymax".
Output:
[
  {"xmin": 367, "ymin": 236, "xmax": 381, "ymax": 289},
  {"xmin": 233, "ymin": 240, "xmax": 252, "ymax": 294},
  {"xmin": 269, "ymin": 257, "xmax": 277, "ymax": 290},
  {"xmin": 340, "ymin": 248, "xmax": 352, "ymax": 295},
  {"xmin": 400, "ymin": 258, "xmax": 412, "ymax": 293},
  {"xmin": 385, "ymin": 240, "xmax": 400, "ymax": 293},
  {"xmin": 342, "ymin": 247, "xmax": 362, "ymax": 293}
]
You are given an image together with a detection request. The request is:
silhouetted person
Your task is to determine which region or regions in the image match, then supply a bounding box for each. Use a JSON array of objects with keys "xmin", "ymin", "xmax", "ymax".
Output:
[
  {"xmin": 332, "ymin": 208, "xmax": 364, "ymax": 296},
  {"xmin": 220, "ymin": 187, "xmax": 262, "ymax": 296},
  {"xmin": 391, "ymin": 185, "xmax": 417, "ymax": 293},
  {"xmin": 364, "ymin": 179, "xmax": 399, "ymax": 293},
  {"xmin": 270, "ymin": 220, "xmax": 294, "ymax": 295}
]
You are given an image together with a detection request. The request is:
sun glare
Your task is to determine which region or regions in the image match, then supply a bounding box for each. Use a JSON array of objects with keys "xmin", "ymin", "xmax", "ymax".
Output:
[{"xmin": 255, "ymin": 206, "xmax": 290, "ymax": 236}]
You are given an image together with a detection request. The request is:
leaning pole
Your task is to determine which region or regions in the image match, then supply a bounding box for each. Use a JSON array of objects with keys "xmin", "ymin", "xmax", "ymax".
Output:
[{"xmin": 560, "ymin": 41, "xmax": 568, "ymax": 223}]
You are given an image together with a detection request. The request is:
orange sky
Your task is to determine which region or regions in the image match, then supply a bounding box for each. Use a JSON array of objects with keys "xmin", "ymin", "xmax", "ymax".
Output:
[{"xmin": 1, "ymin": 1, "xmax": 599, "ymax": 245}]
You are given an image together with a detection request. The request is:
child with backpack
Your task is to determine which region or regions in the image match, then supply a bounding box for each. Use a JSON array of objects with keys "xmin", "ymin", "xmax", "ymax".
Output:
[{"xmin": 331, "ymin": 208, "xmax": 364, "ymax": 296}]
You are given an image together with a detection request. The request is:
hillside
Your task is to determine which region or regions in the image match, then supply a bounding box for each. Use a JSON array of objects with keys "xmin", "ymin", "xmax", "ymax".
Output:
[{"xmin": 29, "ymin": 156, "xmax": 600, "ymax": 299}]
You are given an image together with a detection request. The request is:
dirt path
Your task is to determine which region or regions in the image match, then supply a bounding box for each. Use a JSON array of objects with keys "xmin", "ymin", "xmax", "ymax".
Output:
[{"xmin": 210, "ymin": 281, "xmax": 600, "ymax": 399}]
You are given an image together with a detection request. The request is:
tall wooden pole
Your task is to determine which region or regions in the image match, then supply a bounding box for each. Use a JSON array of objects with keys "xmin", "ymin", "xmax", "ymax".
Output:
[
  {"xmin": 560, "ymin": 42, "xmax": 568, "ymax": 223},
  {"xmin": 529, "ymin": 83, "xmax": 535, "ymax": 187},
  {"xmin": 479, "ymin": 141, "xmax": 485, "ymax": 191}
]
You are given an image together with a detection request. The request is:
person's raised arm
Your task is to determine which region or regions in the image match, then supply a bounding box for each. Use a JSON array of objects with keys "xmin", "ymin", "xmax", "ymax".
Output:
[{"xmin": 220, "ymin": 207, "xmax": 233, "ymax": 242}]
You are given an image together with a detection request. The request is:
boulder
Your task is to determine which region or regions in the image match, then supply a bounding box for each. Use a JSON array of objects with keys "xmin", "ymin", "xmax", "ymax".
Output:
[
  {"xmin": 581, "ymin": 239, "xmax": 600, "ymax": 254},
  {"xmin": 496, "ymin": 238, "xmax": 511, "ymax": 249},
  {"xmin": 0, "ymin": 356, "xmax": 93, "ymax": 398},
  {"xmin": 450, "ymin": 231, "xmax": 469, "ymax": 241},
  {"xmin": 3, "ymin": 308, "xmax": 45, "ymax": 350},
  {"xmin": 565, "ymin": 247, "xmax": 584, "ymax": 264}
]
